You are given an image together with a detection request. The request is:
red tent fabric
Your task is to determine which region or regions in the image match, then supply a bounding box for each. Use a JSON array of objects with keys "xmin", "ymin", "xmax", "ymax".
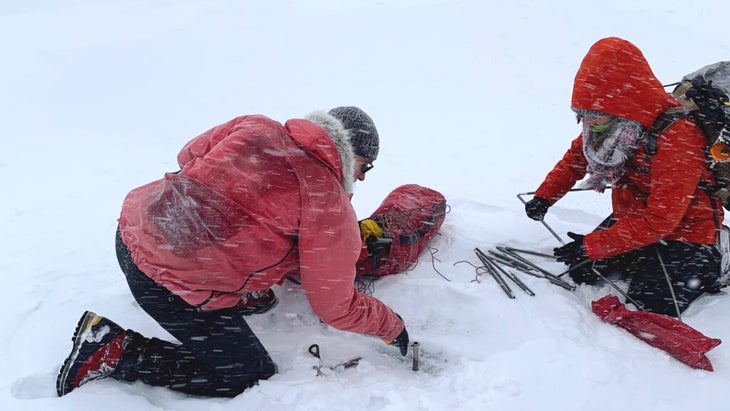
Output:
[{"xmin": 591, "ymin": 295, "xmax": 721, "ymax": 371}]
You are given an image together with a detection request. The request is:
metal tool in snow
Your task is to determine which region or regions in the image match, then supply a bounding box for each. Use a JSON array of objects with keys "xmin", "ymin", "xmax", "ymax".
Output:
[
  {"xmin": 308, "ymin": 344, "xmax": 361, "ymax": 376},
  {"xmin": 495, "ymin": 247, "xmax": 576, "ymax": 291},
  {"xmin": 517, "ymin": 187, "xmax": 613, "ymax": 245},
  {"xmin": 486, "ymin": 246, "xmax": 646, "ymax": 307},
  {"xmin": 516, "ymin": 192, "xmax": 565, "ymax": 245},
  {"xmin": 487, "ymin": 249, "xmax": 544, "ymax": 278},
  {"xmin": 489, "ymin": 247, "xmax": 572, "ymax": 291},
  {"xmin": 473, "ymin": 248, "xmax": 514, "ymax": 298},
  {"xmin": 656, "ymin": 247, "xmax": 682, "ymax": 320},
  {"xmin": 475, "ymin": 248, "xmax": 535, "ymax": 296},
  {"xmin": 411, "ymin": 342, "xmax": 420, "ymax": 371},
  {"xmin": 515, "ymin": 188, "xmax": 655, "ymax": 312},
  {"xmin": 535, "ymin": 244, "xmax": 648, "ymax": 310},
  {"xmin": 589, "ymin": 265, "xmax": 645, "ymax": 311},
  {"xmin": 487, "ymin": 257, "xmax": 536, "ymax": 296},
  {"xmin": 503, "ymin": 246, "xmax": 556, "ymax": 259}
]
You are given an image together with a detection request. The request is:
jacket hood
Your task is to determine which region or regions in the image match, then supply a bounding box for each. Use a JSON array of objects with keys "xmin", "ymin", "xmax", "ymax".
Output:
[
  {"xmin": 305, "ymin": 111, "xmax": 356, "ymax": 193},
  {"xmin": 571, "ymin": 37, "xmax": 680, "ymax": 127}
]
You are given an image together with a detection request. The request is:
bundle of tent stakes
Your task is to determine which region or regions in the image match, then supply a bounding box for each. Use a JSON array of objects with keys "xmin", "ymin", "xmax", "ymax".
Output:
[
  {"xmin": 474, "ymin": 244, "xmax": 649, "ymax": 312},
  {"xmin": 471, "ymin": 245, "xmax": 722, "ymax": 370},
  {"xmin": 472, "ymin": 246, "xmax": 575, "ymax": 299}
]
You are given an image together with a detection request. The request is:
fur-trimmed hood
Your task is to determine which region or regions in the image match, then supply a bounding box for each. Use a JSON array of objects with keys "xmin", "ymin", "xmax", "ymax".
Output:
[{"xmin": 305, "ymin": 111, "xmax": 356, "ymax": 193}]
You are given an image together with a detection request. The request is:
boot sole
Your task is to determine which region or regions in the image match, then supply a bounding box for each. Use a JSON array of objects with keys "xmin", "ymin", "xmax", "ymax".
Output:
[{"xmin": 56, "ymin": 311, "xmax": 100, "ymax": 396}]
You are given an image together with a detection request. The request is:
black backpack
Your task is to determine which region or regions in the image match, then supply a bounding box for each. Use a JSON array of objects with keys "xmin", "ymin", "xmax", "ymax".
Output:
[{"xmin": 645, "ymin": 61, "xmax": 730, "ymax": 210}]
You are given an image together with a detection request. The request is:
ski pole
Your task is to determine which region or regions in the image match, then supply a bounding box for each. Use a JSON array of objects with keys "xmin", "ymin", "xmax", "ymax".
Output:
[{"xmin": 655, "ymin": 246, "xmax": 682, "ymax": 321}]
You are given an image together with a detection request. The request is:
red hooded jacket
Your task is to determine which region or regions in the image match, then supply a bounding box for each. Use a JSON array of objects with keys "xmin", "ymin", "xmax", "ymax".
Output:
[
  {"xmin": 118, "ymin": 114, "xmax": 403, "ymax": 340},
  {"xmin": 535, "ymin": 37, "xmax": 722, "ymax": 260}
]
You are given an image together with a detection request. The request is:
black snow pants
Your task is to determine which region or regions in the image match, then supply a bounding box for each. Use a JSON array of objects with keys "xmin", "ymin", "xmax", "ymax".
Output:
[
  {"xmin": 601, "ymin": 240, "xmax": 720, "ymax": 317},
  {"xmin": 112, "ymin": 227, "xmax": 277, "ymax": 397}
]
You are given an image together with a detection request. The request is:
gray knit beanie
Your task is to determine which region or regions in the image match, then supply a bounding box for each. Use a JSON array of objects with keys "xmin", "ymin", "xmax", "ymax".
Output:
[{"xmin": 328, "ymin": 106, "xmax": 379, "ymax": 161}]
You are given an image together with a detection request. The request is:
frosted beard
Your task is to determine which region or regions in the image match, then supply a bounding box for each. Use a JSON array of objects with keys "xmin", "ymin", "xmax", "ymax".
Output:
[{"xmin": 580, "ymin": 118, "xmax": 645, "ymax": 192}]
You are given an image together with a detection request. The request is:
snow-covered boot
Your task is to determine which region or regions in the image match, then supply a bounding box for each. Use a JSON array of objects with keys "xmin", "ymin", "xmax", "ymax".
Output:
[
  {"xmin": 239, "ymin": 289, "xmax": 278, "ymax": 315},
  {"xmin": 56, "ymin": 311, "xmax": 126, "ymax": 396}
]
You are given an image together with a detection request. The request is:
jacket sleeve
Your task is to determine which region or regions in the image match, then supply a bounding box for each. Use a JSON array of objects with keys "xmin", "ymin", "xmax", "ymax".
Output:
[
  {"xmin": 534, "ymin": 135, "xmax": 588, "ymax": 204},
  {"xmin": 176, "ymin": 116, "xmax": 249, "ymax": 168},
  {"xmin": 583, "ymin": 121, "xmax": 707, "ymax": 260},
  {"xmin": 297, "ymin": 191, "xmax": 405, "ymax": 341}
]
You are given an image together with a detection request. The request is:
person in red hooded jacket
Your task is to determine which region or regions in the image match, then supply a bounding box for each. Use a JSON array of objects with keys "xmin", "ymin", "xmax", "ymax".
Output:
[
  {"xmin": 56, "ymin": 106, "xmax": 408, "ymax": 397},
  {"xmin": 524, "ymin": 37, "xmax": 723, "ymax": 317}
]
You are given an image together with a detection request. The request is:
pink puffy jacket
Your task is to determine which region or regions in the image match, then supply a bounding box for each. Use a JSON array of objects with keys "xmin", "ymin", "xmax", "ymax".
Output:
[{"xmin": 118, "ymin": 114, "xmax": 403, "ymax": 340}]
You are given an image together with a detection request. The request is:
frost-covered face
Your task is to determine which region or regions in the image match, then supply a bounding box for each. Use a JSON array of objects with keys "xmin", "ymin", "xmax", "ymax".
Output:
[{"xmin": 578, "ymin": 114, "xmax": 645, "ymax": 192}]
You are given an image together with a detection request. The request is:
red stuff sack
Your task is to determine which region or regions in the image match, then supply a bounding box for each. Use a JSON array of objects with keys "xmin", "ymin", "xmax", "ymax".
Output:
[
  {"xmin": 592, "ymin": 295, "xmax": 721, "ymax": 371},
  {"xmin": 356, "ymin": 184, "xmax": 447, "ymax": 277}
]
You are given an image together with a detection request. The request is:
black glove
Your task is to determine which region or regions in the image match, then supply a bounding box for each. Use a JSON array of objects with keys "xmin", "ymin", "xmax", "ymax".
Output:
[
  {"xmin": 553, "ymin": 232, "xmax": 588, "ymax": 266},
  {"xmin": 566, "ymin": 260, "xmax": 601, "ymax": 285},
  {"xmin": 386, "ymin": 326, "xmax": 409, "ymax": 356},
  {"xmin": 365, "ymin": 234, "xmax": 393, "ymax": 257},
  {"xmin": 525, "ymin": 197, "xmax": 550, "ymax": 221}
]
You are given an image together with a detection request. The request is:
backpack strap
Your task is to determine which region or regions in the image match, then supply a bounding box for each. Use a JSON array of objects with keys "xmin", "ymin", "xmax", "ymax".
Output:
[
  {"xmin": 644, "ymin": 108, "xmax": 724, "ymax": 230},
  {"xmin": 644, "ymin": 108, "xmax": 692, "ymax": 158}
]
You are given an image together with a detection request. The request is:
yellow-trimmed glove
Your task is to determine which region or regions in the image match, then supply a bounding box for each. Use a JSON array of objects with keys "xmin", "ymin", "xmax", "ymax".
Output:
[
  {"xmin": 359, "ymin": 219, "xmax": 393, "ymax": 257},
  {"xmin": 359, "ymin": 219, "xmax": 383, "ymax": 242}
]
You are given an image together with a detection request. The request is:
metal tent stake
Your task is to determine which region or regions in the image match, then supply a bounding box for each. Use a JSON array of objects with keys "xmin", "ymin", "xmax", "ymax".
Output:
[
  {"xmin": 475, "ymin": 248, "xmax": 535, "ymax": 296},
  {"xmin": 411, "ymin": 342, "xmax": 420, "ymax": 371},
  {"xmin": 516, "ymin": 192, "xmax": 565, "ymax": 245},
  {"xmin": 516, "ymin": 187, "xmax": 612, "ymax": 245},
  {"xmin": 474, "ymin": 248, "xmax": 515, "ymax": 299}
]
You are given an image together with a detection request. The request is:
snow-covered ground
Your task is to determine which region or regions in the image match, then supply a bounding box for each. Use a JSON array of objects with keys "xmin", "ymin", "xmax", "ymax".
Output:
[{"xmin": 2, "ymin": 1, "xmax": 730, "ymax": 410}]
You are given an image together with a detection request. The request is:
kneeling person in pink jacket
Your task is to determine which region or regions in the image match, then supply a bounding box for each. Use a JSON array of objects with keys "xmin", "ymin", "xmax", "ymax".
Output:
[{"xmin": 56, "ymin": 106, "xmax": 408, "ymax": 397}]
